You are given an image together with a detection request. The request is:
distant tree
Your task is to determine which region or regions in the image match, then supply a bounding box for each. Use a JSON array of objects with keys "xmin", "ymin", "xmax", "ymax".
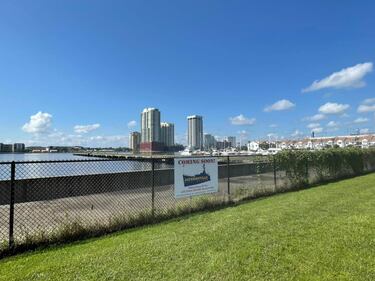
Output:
[
  {"xmin": 113, "ymin": 147, "xmax": 131, "ymax": 152},
  {"xmin": 259, "ymin": 142, "xmax": 270, "ymax": 150},
  {"xmin": 166, "ymin": 144, "xmax": 185, "ymax": 152}
]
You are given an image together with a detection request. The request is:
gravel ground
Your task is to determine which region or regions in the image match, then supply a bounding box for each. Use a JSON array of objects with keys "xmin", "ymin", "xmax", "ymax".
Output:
[{"xmin": 0, "ymin": 172, "xmax": 285, "ymax": 243}]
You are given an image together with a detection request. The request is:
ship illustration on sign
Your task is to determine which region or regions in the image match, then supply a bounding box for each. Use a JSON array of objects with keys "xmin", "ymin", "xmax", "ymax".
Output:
[{"xmin": 183, "ymin": 164, "xmax": 211, "ymax": 187}]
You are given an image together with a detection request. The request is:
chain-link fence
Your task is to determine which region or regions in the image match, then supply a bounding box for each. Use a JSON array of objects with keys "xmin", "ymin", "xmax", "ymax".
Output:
[
  {"xmin": 0, "ymin": 153, "xmax": 374, "ymax": 253},
  {"xmin": 0, "ymin": 162, "xmax": 11, "ymax": 250}
]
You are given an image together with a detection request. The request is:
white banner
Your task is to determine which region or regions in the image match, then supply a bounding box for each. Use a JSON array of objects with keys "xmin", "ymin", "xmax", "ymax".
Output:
[{"xmin": 174, "ymin": 157, "xmax": 218, "ymax": 199}]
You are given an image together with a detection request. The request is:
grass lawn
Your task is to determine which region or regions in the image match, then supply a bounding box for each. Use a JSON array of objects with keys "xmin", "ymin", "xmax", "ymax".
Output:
[{"xmin": 1, "ymin": 174, "xmax": 375, "ymax": 281}]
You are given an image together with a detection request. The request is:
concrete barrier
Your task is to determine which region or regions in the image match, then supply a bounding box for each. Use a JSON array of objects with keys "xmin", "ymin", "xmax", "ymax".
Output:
[{"xmin": 0, "ymin": 162, "xmax": 273, "ymax": 205}]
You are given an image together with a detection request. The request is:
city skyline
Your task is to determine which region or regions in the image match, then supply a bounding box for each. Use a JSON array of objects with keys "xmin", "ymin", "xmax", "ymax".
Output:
[
  {"xmin": 1, "ymin": 1, "xmax": 375, "ymax": 147},
  {"xmin": 3, "ymin": 101, "xmax": 374, "ymax": 148}
]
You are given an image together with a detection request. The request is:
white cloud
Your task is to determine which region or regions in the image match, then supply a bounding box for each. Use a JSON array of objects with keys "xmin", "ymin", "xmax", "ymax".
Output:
[
  {"xmin": 269, "ymin": 124, "xmax": 278, "ymax": 128},
  {"xmin": 340, "ymin": 113, "xmax": 350, "ymax": 118},
  {"xmin": 307, "ymin": 123, "xmax": 320, "ymax": 129},
  {"xmin": 264, "ymin": 99, "xmax": 295, "ymax": 112},
  {"xmin": 319, "ymin": 102, "xmax": 350, "ymax": 115},
  {"xmin": 326, "ymin": 121, "xmax": 339, "ymax": 128},
  {"xmin": 357, "ymin": 104, "xmax": 375, "ymax": 113},
  {"xmin": 360, "ymin": 128, "xmax": 369, "ymax": 134},
  {"xmin": 362, "ymin": 98, "xmax": 375, "ymax": 105},
  {"xmin": 48, "ymin": 129, "xmax": 65, "ymax": 139},
  {"xmin": 127, "ymin": 120, "xmax": 137, "ymax": 129},
  {"xmin": 26, "ymin": 130, "xmax": 82, "ymax": 147},
  {"xmin": 353, "ymin": 117, "xmax": 368, "ymax": 124},
  {"xmin": 54, "ymin": 134, "xmax": 129, "ymax": 147},
  {"xmin": 310, "ymin": 114, "xmax": 326, "ymax": 121},
  {"xmin": 89, "ymin": 135, "xmax": 128, "ymax": 144},
  {"xmin": 229, "ymin": 114, "xmax": 256, "ymax": 125},
  {"xmin": 302, "ymin": 62, "xmax": 373, "ymax": 92},
  {"xmin": 311, "ymin": 127, "xmax": 323, "ymax": 133},
  {"xmin": 22, "ymin": 128, "xmax": 130, "ymax": 147},
  {"xmin": 214, "ymin": 135, "xmax": 225, "ymax": 141},
  {"xmin": 267, "ymin": 133, "xmax": 278, "ymax": 138},
  {"xmin": 291, "ymin": 130, "xmax": 303, "ymax": 137},
  {"xmin": 303, "ymin": 113, "xmax": 326, "ymax": 122},
  {"xmin": 22, "ymin": 111, "xmax": 53, "ymax": 134},
  {"xmin": 74, "ymin": 123, "xmax": 100, "ymax": 134},
  {"xmin": 237, "ymin": 130, "xmax": 248, "ymax": 136},
  {"xmin": 327, "ymin": 127, "xmax": 339, "ymax": 132}
]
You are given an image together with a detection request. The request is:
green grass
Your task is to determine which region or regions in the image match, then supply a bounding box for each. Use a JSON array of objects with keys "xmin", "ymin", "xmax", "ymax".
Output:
[{"xmin": 1, "ymin": 174, "xmax": 375, "ymax": 281}]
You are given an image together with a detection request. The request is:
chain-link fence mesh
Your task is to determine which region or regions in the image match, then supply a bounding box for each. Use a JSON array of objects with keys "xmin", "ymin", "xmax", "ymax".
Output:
[
  {"xmin": 226, "ymin": 156, "xmax": 275, "ymax": 201},
  {"xmin": 0, "ymin": 153, "xmax": 374, "ymax": 252},
  {"xmin": 0, "ymin": 163, "xmax": 10, "ymax": 246},
  {"xmin": 12, "ymin": 160, "xmax": 153, "ymax": 244}
]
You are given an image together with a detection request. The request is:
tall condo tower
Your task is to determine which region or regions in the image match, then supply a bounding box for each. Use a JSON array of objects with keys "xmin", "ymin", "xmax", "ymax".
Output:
[
  {"xmin": 129, "ymin": 131, "xmax": 141, "ymax": 152},
  {"xmin": 161, "ymin": 122, "xmax": 175, "ymax": 148},
  {"xmin": 204, "ymin": 134, "xmax": 216, "ymax": 150},
  {"xmin": 140, "ymin": 108, "xmax": 163, "ymax": 152},
  {"xmin": 187, "ymin": 115, "xmax": 203, "ymax": 150},
  {"xmin": 227, "ymin": 136, "xmax": 237, "ymax": 148},
  {"xmin": 141, "ymin": 108, "xmax": 161, "ymax": 142}
]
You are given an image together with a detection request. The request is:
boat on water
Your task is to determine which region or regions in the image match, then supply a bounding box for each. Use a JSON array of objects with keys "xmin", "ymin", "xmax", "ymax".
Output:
[
  {"xmin": 180, "ymin": 147, "xmax": 193, "ymax": 156},
  {"xmin": 183, "ymin": 164, "xmax": 211, "ymax": 187}
]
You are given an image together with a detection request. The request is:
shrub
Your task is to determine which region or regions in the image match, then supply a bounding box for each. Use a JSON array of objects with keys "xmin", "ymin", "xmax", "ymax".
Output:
[
  {"xmin": 275, "ymin": 150, "xmax": 309, "ymax": 187},
  {"xmin": 275, "ymin": 147, "xmax": 375, "ymax": 185}
]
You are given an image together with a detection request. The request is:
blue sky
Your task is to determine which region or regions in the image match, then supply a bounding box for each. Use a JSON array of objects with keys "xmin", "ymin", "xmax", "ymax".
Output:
[{"xmin": 0, "ymin": 0, "xmax": 375, "ymax": 147}]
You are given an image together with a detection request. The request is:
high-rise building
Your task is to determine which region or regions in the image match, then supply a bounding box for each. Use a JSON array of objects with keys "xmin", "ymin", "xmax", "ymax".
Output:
[
  {"xmin": 0, "ymin": 143, "xmax": 13, "ymax": 153},
  {"xmin": 187, "ymin": 115, "xmax": 203, "ymax": 149},
  {"xmin": 12, "ymin": 143, "xmax": 25, "ymax": 153},
  {"xmin": 204, "ymin": 134, "xmax": 216, "ymax": 150},
  {"xmin": 141, "ymin": 108, "xmax": 161, "ymax": 142},
  {"xmin": 129, "ymin": 132, "xmax": 141, "ymax": 152},
  {"xmin": 161, "ymin": 122, "xmax": 175, "ymax": 148},
  {"xmin": 216, "ymin": 140, "xmax": 230, "ymax": 150},
  {"xmin": 140, "ymin": 108, "xmax": 163, "ymax": 152},
  {"xmin": 227, "ymin": 136, "xmax": 236, "ymax": 148}
]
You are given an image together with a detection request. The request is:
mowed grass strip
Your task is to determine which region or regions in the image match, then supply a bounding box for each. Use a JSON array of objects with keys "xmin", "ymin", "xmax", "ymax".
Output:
[{"xmin": 1, "ymin": 174, "xmax": 375, "ymax": 281}]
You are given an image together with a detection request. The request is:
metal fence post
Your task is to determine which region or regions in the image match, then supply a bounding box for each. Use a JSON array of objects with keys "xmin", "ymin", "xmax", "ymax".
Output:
[
  {"xmin": 151, "ymin": 158, "xmax": 155, "ymax": 217},
  {"xmin": 227, "ymin": 156, "xmax": 230, "ymax": 197},
  {"xmin": 273, "ymin": 155, "xmax": 277, "ymax": 190},
  {"xmin": 9, "ymin": 161, "xmax": 15, "ymax": 249},
  {"xmin": 305, "ymin": 157, "xmax": 309, "ymax": 186}
]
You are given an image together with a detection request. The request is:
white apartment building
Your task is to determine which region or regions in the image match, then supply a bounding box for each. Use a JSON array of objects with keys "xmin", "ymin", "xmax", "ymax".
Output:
[
  {"xmin": 247, "ymin": 141, "xmax": 259, "ymax": 152},
  {"xmin": 160, "ymin": 122, "xmax": 175, "ymax": 147},
  {"xmin": 141, "ymin": 108, "xmax": 161, "ymax": 143},
  {"xmin": 187, "ymin": 115, "xmax": 203, "ymax": 149},
  {"xmin": 281, "ymin": 134, "xmax": 375, "ymax": 150},
  {"xmin": 129, "ymin": 131, "xmax": 141, "ymax": 151}
]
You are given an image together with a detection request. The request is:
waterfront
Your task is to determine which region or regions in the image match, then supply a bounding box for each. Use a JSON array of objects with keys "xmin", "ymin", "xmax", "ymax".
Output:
[
  {"xmin": 0, "ymin": 153, "xmax": 91, "ymax": 162},
  {"xmin": 0, "ymin": 153, "xmax": 162, "ymax": 180}
]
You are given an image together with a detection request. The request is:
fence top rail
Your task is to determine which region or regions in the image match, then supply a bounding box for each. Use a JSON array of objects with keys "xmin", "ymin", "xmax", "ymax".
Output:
[
  {"xmin": 0, "ymin": 158, "xmax": 141, "ymax": 165},
  {"xmin": 0, "ymin": 154, "xmax": 273, "ymax": 165}
]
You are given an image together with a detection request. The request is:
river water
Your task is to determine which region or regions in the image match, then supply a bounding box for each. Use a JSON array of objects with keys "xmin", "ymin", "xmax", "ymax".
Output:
[
  {"xmin": 0, "ymin": 153, "xmax": 92, "ymax": 162},
  {"xmin": 0, "ymin": 153, "xmax": 158, "ymax": 180}
]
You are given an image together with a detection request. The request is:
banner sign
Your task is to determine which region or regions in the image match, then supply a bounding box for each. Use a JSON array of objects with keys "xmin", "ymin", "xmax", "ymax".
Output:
[{"xmin": 174, "ymin": 157, "xmax": 218, "ymax": 199}]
